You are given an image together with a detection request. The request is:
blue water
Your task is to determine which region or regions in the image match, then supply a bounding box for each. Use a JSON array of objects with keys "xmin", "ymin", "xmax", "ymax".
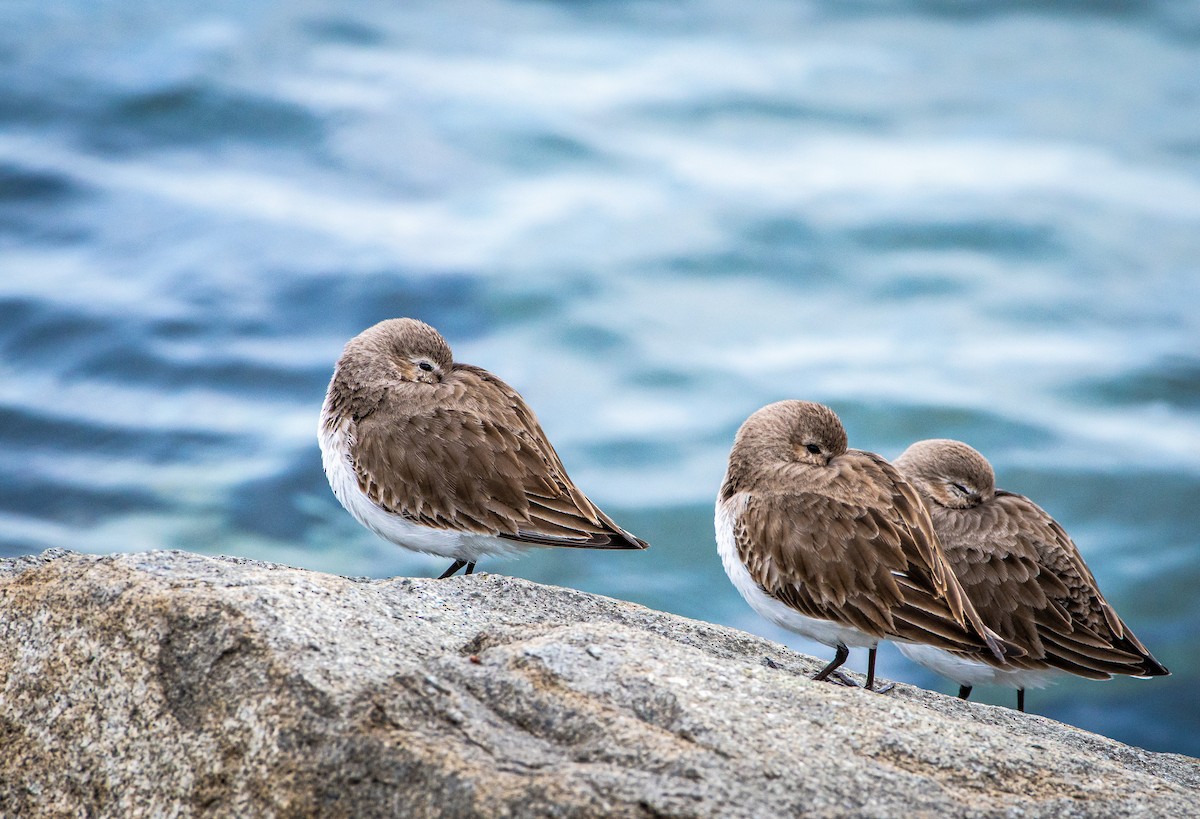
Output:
[{"xmin": 2, "ymin": 1, "xmax": 1198, "ymax": 757}]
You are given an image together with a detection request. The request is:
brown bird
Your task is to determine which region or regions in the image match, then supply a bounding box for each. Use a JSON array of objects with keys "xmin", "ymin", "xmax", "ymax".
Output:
[
  {"xmin": 893, "ymin": 438, "xmax": 1169, "ymax": 712},
  {"xmin": 716, "ymin": 401, "xmax": 1012, "ymax": 691},
  {"xmin": 319, "ymin": 318, "xmax": 648, "ymax": 578}
]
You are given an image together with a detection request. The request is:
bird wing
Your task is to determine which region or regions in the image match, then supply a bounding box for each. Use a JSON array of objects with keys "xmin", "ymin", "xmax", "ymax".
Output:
[
  {"xmin": 985, "ymin": 491, "xmax": 1166, "ymax": 677},
  {"xmin": 929, "ymin": 498, "xmax": 1070, "ymax": 663},
  {"xmin": 734, "ymin": 490, "xmax": 907, "ymax": 638},
  {"xmin": 349, "ymin": 364, "xmax": 646, "ymax": 549}
]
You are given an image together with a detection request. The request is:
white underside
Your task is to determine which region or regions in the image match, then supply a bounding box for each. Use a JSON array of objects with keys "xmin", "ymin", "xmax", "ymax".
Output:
[
  {"xmin": 716, "ymin": 492, "xmax": 878, "ymax": 650},
  {"xmin": 897, "ymin": 643, "xmax": 1066, "ymax": 690},
  {"xmin": 319, "ymin": 414, "xmax": 528, "ymax": 562}
]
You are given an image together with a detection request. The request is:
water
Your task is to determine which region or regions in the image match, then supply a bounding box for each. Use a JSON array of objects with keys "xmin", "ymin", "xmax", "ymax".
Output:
[{"xmin": 2, "ymin": 0, "xmax": 1198, "ymax": 757}]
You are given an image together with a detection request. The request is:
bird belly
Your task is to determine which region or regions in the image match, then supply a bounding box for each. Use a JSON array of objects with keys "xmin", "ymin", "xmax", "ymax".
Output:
[
  {"xmin": 897, "ymin": 643, "xmax": 1065, "ymax": 689},
  {"xmin": 319, "ymin": 416, "xmax": 528, "ymax": 562},
  {"xmin": 716, "ymin": 495, "xmax": 878, "ymax": 650}
]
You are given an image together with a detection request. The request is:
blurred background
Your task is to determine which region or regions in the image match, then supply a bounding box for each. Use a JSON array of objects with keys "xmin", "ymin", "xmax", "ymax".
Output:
[{"xmin": 2, "ymin": 0, "xmax": 1197, "ymax": 755}]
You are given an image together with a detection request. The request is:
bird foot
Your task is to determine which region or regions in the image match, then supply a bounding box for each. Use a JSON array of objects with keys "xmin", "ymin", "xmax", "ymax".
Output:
[
  {"xmin": 816, "ymin": 671, "xmax": 894, "ymax": 692},
  {"xmin": 824, "ymin": 669, "xmax": 860, "ymax": 687}
]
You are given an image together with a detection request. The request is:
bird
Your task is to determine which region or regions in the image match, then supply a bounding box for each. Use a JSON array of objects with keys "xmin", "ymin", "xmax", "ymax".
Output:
[
  {"xmin": 716, "ymin": 400, "xmax": 1013, "ymax": 692},
  {"xmin": 892, "ymin": 438, "xmax": 1169, "ymax": 711},
  {"xmin": 319, "ymin": 318, "xmax": 648, "ymax": 578}
]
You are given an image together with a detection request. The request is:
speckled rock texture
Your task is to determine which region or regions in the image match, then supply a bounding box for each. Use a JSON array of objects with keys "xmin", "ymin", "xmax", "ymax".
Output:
[{"xmin": 0, "ymin": 550, "xmax": 1196, "ymax": 818}]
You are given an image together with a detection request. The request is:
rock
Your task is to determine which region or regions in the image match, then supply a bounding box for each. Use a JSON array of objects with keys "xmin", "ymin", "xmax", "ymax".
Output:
[{"xmin": 0, "ymin": 550, "xmax": 1196, "ymax": 818}]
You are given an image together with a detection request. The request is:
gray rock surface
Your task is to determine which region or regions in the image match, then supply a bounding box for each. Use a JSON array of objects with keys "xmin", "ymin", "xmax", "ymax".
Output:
[{"xmin": 0, "ymin": 549, "xmax": 1196, "ymax": 818}]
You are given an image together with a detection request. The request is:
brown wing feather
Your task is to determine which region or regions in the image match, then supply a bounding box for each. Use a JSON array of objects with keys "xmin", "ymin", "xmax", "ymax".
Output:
[
  {"xmin": 929, "ymin": 490, "xmax": 1166, "ymax": 676},
  {"xmin": 995, "ymin": 491, "xmax": 1164, "ymax": 676},
  {"xmin": 735, "ymin": 491, "xmax": 906, "ymax": 635},
  {"xmin": 929, "ymin": 499, "xmax": 1067, "ymax": 661},
  {"xmin": 350, "ymin": 364, "xmax": 646, "ymax": 549}
]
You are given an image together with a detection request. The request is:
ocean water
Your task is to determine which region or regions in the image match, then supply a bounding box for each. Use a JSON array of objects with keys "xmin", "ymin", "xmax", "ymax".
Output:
[{"xmin": 2, "ymin": 0, "xmax": 1198, "ymax": 757}]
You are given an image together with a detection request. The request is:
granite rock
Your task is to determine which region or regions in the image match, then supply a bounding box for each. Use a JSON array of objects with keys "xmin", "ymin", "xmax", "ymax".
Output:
[{"xmin": 1, "ymin": 550, "xmax": 1196, "ymax": 817}]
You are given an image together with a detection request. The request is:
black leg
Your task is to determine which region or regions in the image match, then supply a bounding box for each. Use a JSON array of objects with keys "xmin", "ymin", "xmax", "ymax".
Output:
[
  {"xmin": 958, "ymin": 685, "xmax": 973, "ymax": 700},
  {"xmin": 863, "ymin": 647, "xmax": 895, "ymax": 693},
  {"xmin": 1017, "ymin": 688, "xmax": 1025, "ymax": 713},
  {"xmin": 464, "ymin": 562, "xmax": 476, "ymax": 575},
  {"xmin": 437, "ymin": 559, "xmax": 468, "ymax": 579},
  {"xmin": 812, "ymin": 644, "xmax": 850, "ymax": 682}
]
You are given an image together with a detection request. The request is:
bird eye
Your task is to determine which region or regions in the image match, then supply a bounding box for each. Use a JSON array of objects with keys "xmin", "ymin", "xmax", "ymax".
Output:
[
  {"xmin": 951, "ymin": 482, "xmax": 969, "ymax": 495},
  {"xmin": 805, "ymin": 443, "xmax": 822, "ymax": 455},
  {"xmin": 417, "ymin": 361, "xmax": 435, "ymax": 372}
]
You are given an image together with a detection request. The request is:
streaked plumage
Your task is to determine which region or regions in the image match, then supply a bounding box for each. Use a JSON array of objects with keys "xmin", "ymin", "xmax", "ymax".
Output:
[
  {"xmin": 716, "ymin": 401, "xmax": 1012, "ymax": 690},
  {"xmin": 319, "ymin": 318, "xmax": 647, "ymax": 577},
  {"xmin": 893, "ymin": 439, "xmax": 1168, "ymax": 710}
]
